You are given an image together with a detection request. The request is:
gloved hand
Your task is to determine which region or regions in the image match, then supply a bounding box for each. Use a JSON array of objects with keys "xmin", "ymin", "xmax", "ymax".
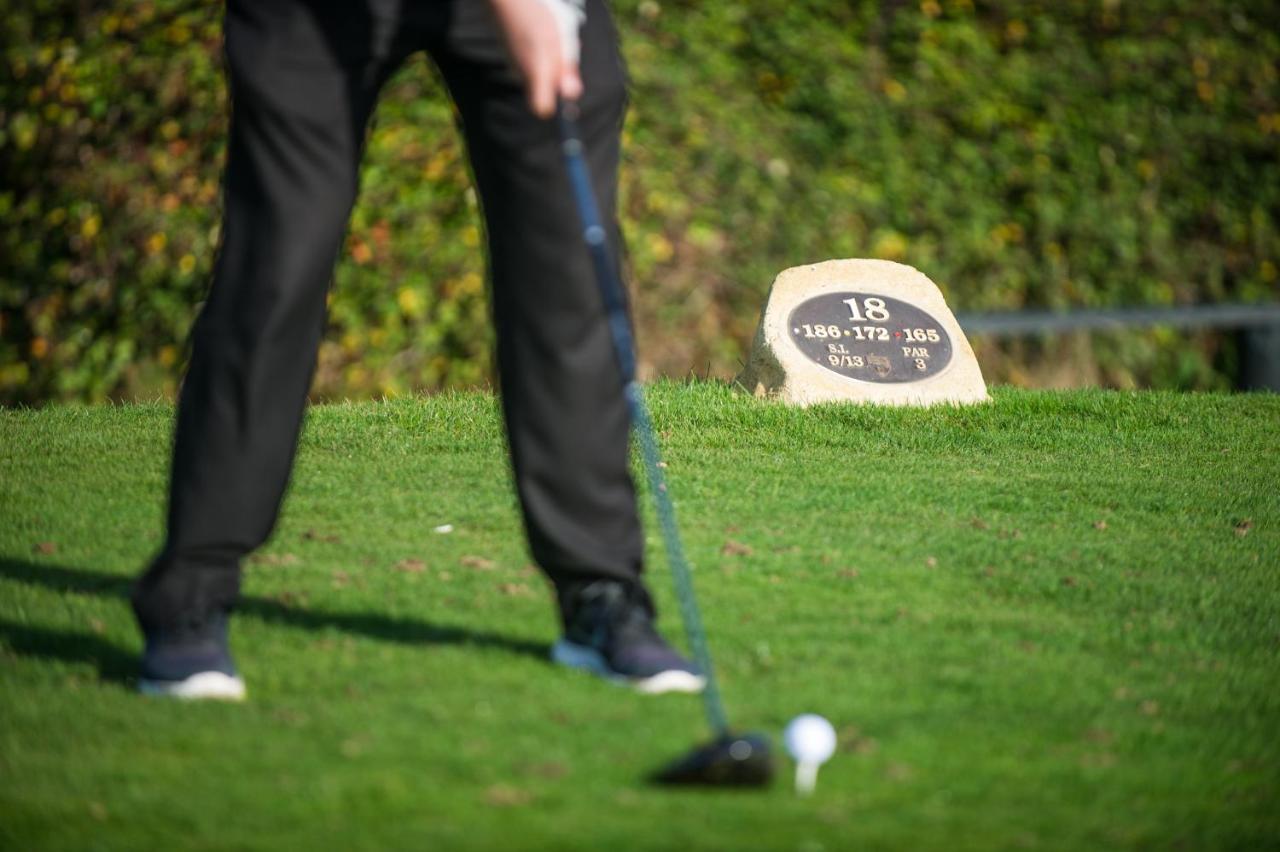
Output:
[{"xmin": 489, "ymin": 0, "xmax": 586, "ymax": 118}]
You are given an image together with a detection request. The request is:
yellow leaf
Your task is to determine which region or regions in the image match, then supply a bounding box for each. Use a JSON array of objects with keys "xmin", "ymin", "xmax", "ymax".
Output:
[
  {"xmin": 397, "ymin": 287, "xmax": 424, "ymax": 317},
  {"xmin": 873, "ymin": 231, "xmax": 908, "ymax": 261},
  {"xmin": 647, "ymin": 233, "xmax": 674, "ymax": 263}
]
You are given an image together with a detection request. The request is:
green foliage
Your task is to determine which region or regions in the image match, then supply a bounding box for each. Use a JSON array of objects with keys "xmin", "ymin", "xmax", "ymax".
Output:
[{"xmin": 2, "ymin": 0, "xmax": 1278, "ymax": 403}]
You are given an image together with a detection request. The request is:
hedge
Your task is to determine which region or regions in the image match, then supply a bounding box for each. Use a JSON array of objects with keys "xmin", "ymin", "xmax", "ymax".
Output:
[{"xmin": 2, "ymin": 0, "xmax": 1277, "ymax": 403}]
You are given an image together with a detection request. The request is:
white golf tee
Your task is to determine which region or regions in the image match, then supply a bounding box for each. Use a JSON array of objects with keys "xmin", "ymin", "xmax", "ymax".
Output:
[{"xmin": 795, "ymin": 760, "xmax": 820, "ymax": 795}]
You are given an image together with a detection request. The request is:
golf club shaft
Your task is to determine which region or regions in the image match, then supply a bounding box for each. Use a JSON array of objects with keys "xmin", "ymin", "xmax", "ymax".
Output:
[{"xmin": 557, "ymin": 101, "xmax": 729, "ymax": 736}]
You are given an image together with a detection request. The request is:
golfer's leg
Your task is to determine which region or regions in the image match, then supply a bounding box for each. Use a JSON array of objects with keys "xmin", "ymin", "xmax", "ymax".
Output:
[
  {"xmin": 132, "ymin": 8, "xmax": 394, "ymax": 630},
  {"xmin": 431, "ymin": 0, "xmax": 642, "ymax": 590}
]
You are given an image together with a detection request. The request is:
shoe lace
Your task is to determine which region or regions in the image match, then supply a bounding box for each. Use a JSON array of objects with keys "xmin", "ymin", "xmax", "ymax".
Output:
[
  {"xmin": 165, "ymin": 610, "xmax": 227, "ymax": 646},
  {"xmin": 570, "ymin": 581, "xmax": 659, "ymax": 653}
]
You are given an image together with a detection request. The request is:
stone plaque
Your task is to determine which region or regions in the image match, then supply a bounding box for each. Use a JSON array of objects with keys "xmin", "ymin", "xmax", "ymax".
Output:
[
  {"xmin": 737, "ymin": 259, "xmax": 987, "ymax": 406},
  {"xmin": 788, "ymin": 292, "xmax": 954, "ymax": 383}
]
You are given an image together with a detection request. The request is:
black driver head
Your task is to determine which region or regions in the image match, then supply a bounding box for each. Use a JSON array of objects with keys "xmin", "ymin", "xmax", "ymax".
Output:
[{"xmin": 650, "ymin": 732, "xmax": 774, "ymax": 788}]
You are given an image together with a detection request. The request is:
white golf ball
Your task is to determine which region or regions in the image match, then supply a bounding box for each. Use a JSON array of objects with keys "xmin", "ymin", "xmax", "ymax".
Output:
[{"xmin": 783, "ymin": 714, "xmax": 837, "ymax": 764}]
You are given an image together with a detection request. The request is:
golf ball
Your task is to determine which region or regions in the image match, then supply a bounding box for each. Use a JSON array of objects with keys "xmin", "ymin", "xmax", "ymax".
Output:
[{"xmin": 783, "ymin": 714, "xmax": 837, "ymax": 764}]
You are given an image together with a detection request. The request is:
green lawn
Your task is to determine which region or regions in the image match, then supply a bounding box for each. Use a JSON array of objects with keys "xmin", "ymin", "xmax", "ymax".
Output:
[{"xmin": 1, "ymin": 384, "xmax": 1277, "ymax": 850}]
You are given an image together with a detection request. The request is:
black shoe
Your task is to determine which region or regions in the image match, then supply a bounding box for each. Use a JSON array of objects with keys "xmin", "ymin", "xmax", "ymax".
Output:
[
  {"xmin": 137, "ymin": 613, "xmax": 245, "ymax": 701},
  {"xmin": 552, "ymin": 580, "xmax": 705, "ymax": 694}
]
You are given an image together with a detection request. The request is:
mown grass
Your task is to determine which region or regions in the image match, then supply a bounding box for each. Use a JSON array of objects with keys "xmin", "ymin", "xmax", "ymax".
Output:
[{"xmin": 1, "ymin": 384, "xmax": 1277, "ymax": 850}]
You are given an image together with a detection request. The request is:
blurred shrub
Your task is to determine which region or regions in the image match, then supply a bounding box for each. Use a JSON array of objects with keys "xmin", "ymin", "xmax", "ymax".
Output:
[{"xmin": 2, "ymin": 0, "xmax": 1277, "ymax": 403}]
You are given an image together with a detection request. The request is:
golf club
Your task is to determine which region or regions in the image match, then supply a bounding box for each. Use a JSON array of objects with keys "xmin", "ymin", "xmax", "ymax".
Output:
[{"xmin": 557, "ymin": 99, "xmax": 773, "ymax": 788}]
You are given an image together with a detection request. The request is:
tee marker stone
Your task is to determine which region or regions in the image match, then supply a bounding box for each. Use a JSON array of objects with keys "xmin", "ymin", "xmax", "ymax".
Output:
[{"xmin": 737, "ymin": 259, "xmax": 988, "ymax": 406}]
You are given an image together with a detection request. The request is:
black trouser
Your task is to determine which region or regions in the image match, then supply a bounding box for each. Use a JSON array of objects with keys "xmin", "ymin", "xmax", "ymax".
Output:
[{"xmin": 132, "ymin": 0, "xmax": 643, "ymax": 631}]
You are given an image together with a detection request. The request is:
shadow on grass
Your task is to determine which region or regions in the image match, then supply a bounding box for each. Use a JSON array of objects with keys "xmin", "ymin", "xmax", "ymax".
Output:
[
  {"xmin": 0, "ymin": 619, "xmax": 136, "ymax": 685},
  {"xmin": 0, "ymin": 558, "xmax": 550, "ymax": 671}
]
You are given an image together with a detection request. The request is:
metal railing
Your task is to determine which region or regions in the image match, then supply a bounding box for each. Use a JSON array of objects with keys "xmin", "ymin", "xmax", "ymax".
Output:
[{"xmin": 955, "ymin": 304, "xmax": 1280, "ymax": 391}]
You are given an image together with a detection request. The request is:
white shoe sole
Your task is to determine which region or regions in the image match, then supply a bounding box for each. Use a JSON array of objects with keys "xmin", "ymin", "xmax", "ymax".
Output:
[
  {"xmin": 139, "ymin": 672, "xmax": 247, "ymax": 701},
  {"xmin": 551, "ymin": 639, "xmax": 706, "ymax": 694}
]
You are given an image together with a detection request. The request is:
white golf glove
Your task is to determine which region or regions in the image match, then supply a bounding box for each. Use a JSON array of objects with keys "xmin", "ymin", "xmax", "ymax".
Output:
[{"xmin": 530, "ymin": 0, "xmax": 586, "ymax": 64}]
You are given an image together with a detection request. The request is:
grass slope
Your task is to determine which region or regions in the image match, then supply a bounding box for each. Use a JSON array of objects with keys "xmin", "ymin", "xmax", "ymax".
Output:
[{"xmin": 1, "ymin": 385, "xmax": 1277, "ymax": 851}]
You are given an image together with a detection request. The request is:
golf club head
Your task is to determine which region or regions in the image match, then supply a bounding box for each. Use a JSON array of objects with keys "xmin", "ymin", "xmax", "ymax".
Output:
[{"xmin": 650, "ymin": 732, "xmax": 774, "ymax": 788}]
